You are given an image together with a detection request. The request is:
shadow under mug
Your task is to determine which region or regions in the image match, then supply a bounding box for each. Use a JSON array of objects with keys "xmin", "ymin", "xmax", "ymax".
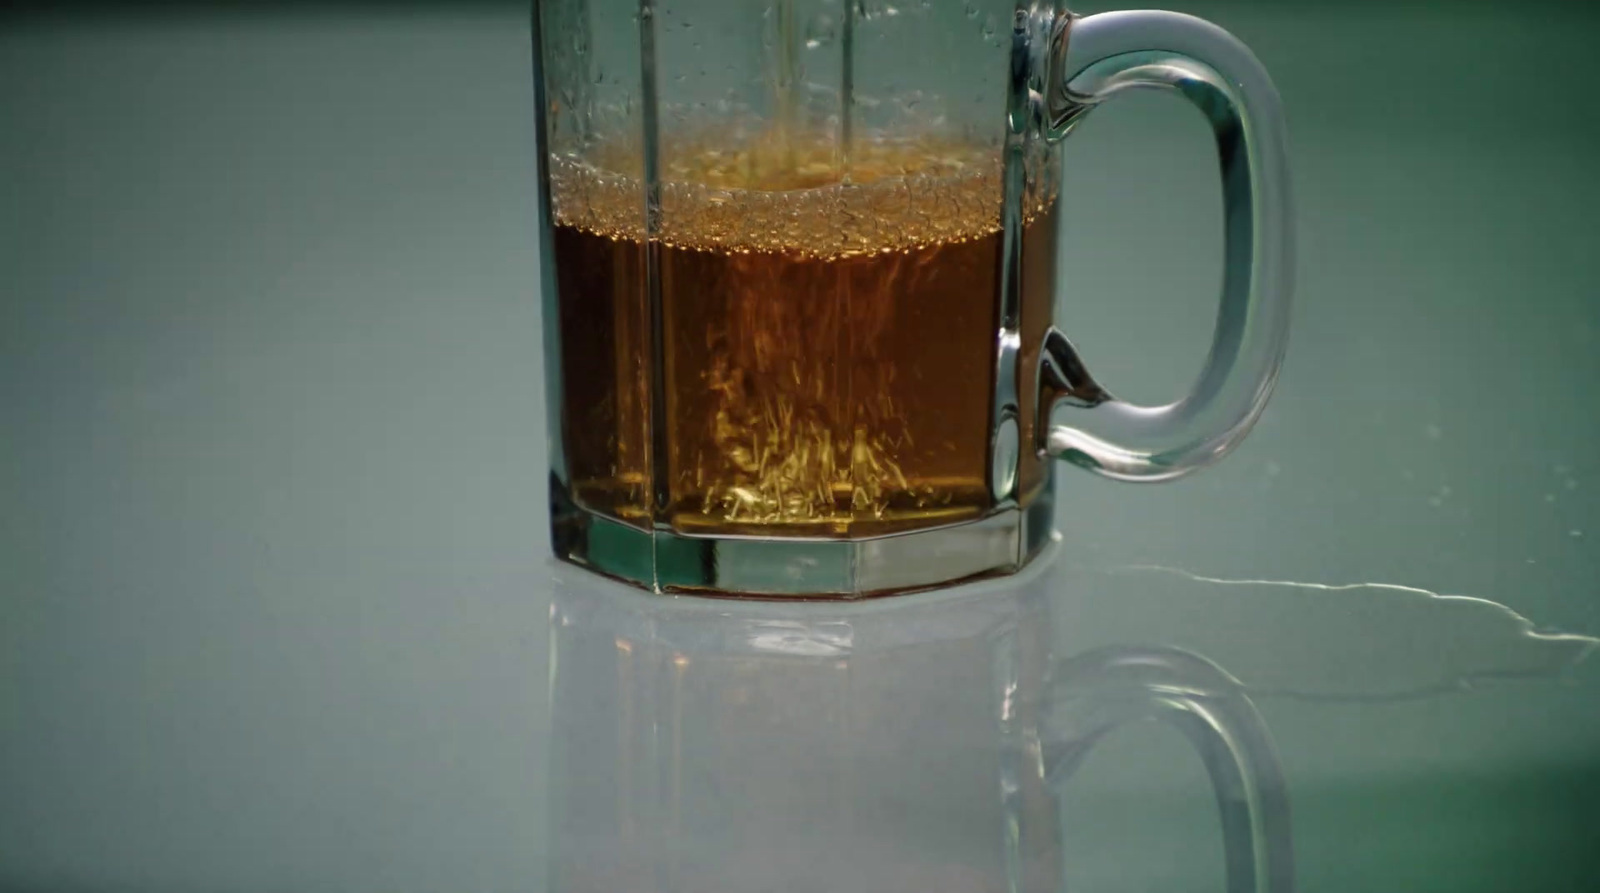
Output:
[
  {"xmin": 534, "ymin": 3, "xmax": 1292, "ymax": 595},
  {"xmin": 547, "ymin": 562, "xmax": 1294, "ymax": 892}
]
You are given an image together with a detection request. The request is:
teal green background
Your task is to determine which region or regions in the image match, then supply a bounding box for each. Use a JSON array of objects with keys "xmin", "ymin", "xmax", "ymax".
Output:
[{"xmin": 2, "ymin": 2, "xmax": 1597, "ymax": 890}]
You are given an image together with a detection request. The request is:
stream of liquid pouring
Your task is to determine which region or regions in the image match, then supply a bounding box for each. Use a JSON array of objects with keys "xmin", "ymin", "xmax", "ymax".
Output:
[{"xmin": 771, "ymin": 0, "xmax": 856, "ymax": 179}]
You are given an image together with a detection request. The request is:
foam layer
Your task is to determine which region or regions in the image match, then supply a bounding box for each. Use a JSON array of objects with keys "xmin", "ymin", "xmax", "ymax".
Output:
[{"xmin": 549, "ymin": 135, "xmax": 1023, "ymax": 259}]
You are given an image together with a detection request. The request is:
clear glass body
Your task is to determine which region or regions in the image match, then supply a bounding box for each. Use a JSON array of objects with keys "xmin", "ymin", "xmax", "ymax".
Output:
[{"xmin": 534, "ymin": 2, "xmax": 1293, "ymax": 596}]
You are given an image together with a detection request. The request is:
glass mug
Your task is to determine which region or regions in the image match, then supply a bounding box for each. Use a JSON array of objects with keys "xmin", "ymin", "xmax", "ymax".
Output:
[
  {"xmin": 533, "ymin": 1, "xmax": 1292, "ymax": 595},
  {"xmin": 547, "ymin": 562, "xmax": 1294, "ymax": 892}
]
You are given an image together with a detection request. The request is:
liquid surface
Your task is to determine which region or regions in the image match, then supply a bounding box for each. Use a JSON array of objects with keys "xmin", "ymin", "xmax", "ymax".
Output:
[{"xmin": 551, "ymin": 135, "xmax": 1057, "ymax": 536}]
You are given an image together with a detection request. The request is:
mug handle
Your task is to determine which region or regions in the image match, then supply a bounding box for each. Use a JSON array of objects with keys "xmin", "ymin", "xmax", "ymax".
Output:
[
  {"xmin": 1037, "ymin": 11, "xmax": 1293, "ymax": 481},
  {"xmin": 1038, "ymin": 646, "xmax": 1295, "ymax": 892}
]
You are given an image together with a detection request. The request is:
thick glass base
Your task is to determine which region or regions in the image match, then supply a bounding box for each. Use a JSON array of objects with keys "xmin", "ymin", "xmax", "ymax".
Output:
[{"xmin": 551, "ymin": 481, "xmax": 1058, "ymax": 598}]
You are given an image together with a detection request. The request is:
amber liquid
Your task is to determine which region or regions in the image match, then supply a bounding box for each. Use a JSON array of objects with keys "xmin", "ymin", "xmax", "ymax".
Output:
[{"xmin": 551, "ymin": 135, "xmax": 1058, "ymax": 538}]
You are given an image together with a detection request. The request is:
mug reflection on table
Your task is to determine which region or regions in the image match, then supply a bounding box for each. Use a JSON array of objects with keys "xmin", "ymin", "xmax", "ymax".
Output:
[{"xmin": 546, "ymin": 555, "xmax": 1294, "ymax": 893}]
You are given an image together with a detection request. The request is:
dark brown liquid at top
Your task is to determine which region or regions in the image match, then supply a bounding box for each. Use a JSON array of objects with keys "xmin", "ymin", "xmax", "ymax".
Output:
[{"xmin": 550, "ymin": 137, "xmax": 1058, "ymax": 538}]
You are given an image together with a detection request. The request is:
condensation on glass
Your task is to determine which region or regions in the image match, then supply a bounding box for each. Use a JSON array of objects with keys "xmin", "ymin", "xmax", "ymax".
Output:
[{"xmin": 533, "ymin": 1, "xmax": 1293, "ymax": 596}]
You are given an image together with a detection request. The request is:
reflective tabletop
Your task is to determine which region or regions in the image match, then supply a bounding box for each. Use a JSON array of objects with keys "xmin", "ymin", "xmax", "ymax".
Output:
[{"xmin": 2, "ymin": 2, "xmax": 1597, "ymax": 890}]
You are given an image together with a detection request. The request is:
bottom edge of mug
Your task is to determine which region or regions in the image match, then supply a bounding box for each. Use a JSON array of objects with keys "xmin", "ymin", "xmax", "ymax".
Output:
[{"xmin": 550, "ymin": 494, "xmax": 1057, "ymax": 599}]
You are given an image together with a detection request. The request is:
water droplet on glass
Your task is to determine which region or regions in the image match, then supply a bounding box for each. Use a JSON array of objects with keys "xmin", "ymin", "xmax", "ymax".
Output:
[
  {"xmin": 804, "ymin": 14, "xmax": 836, "ymax": 49},
  {"xmin": 1570, "ymin": 529, "xmax": 1584, "ymax": 539},
  {"xmin": 964, "ymin": 1, "xmax": 980, "ymax": 19},
  {"xmin": 981, "ymin": 13, "xmax": 997, "ymax": 40}
]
